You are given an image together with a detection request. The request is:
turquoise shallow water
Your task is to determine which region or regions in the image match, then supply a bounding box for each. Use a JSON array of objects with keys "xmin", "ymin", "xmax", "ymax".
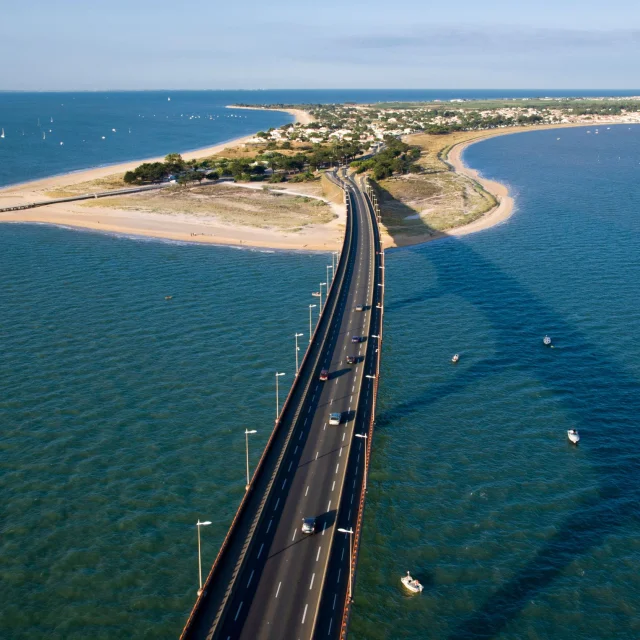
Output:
[
  {"xmin": 2, "ymin": 124, "xmax": 640, "ymax": 639},
  {"xmin": 351, "ymin": 125, "xmax": 640, "ymax": 639}
]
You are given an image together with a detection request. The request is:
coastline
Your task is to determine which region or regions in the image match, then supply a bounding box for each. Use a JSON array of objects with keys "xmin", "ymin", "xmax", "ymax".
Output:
[
  {"xmin": 385, "ymin": 122, "xmax": 621, "ymax": 249},
  {"xmin": 0, "ymin": 119, "xmax": 613, "ymax": 251}
]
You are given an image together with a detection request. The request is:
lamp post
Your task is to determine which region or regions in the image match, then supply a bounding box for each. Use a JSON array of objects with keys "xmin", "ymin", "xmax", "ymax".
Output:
[
  {"xmin": 245, "ymin": 429, "xmax": 257, "ymax": 489},
  {"xmin": 355, "ymin": 433, "xmax": 368, "ymax": 489},
  {"xmin": 327, "ymin": 264, "xmax": 334, "ymax": 288},
  {"xmin": 337, "ymin": 527, "xmax": 354, "ymax": 601},
  {"xmin": 308, "ymin": 304, "xmax": 317, "ymax": 343},
  {"xmin": 294, "ymin": 333, "xmax": 304, "ymax": 374},
  {"xmin": 371, "ymin": 334, "xmax": 381, "ymax": 354},
  {"xmin": 275, "ymin": 372, "xmax": 285, "ymax": 421},
  {"xmin": 319, "ymin": 282, "xmax": 327, "ymax": 313},
  {"xmin": 196, "ymin": 520, "xmax": 212, "ymax": 596}
]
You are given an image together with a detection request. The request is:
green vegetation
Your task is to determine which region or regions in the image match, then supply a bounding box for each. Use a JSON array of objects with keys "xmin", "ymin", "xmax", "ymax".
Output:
[{"xmin": 351, "ymin": 137, "xmax": 421, "ymax": 180}]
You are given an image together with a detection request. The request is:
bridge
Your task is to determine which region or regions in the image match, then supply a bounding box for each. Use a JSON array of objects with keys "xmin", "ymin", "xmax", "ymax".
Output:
[{"xmin": 180, "ymin": 171, "xmax": 384, "ymax": 640}]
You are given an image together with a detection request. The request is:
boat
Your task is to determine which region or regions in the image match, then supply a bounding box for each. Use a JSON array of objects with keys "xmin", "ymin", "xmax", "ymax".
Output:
[
  {"xmin": 0, "ymin": 128, "xmax": 4, "ymax": 139},
  {"xmin": 543, "ymin": 335, "xmax": 552, "ymax": 346},
  {"xmin": 43, "ymin": 132, "xmax": 46, "ymax": 140},
  {"xmin": 567, "ymin": 429, "xmax": 580, "ymax": 444},
  {"xmin": 165, "ymin": 295, "xmax": 173, "ymax": 300},
  {"xmin": 401, "ymin": 571, "xmax": 423, "ymax": 593},
  {"xmin": 451, "ymin": 354, "xmax": 460, "ymax": 363}
]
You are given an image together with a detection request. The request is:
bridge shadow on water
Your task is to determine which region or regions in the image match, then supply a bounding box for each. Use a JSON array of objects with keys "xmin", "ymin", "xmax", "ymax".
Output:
[{"xmin": 370, "ymin": 183, "xmax": 640, "ymax": 639}]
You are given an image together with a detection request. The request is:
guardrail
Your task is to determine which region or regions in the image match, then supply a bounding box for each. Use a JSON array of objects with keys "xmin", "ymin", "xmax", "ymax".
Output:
[
  {"xmin": 338, "ymin": 176, "xmax": 384, "ymax": 639},
  {"xmin": 180, "ymin": 170, "xmax": 353, "ymax": 639}
]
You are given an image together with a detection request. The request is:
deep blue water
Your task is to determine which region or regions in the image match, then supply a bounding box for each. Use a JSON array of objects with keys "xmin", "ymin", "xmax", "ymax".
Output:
[
  {"xmin": 352, "ymin": 124, "xmax": 640, "ymax": 639},
  {"xmin": 1, "ymin": 89, "xmax": 639, "ymax": 188}
]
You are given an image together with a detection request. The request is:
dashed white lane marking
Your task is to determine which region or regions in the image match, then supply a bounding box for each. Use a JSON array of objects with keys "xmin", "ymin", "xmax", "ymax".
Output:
[
  {"xmin": 316, "ymin": 547, "xmax": 322, "ymax": 561},
  {"xmin": 335, "ymin": 464, "xmax": 339, "ymax": 474},
  {"xmin": 302, "ymin": 603, "xmax": 309, "ymax": 624},
  {"xmin": 316, "ymin": 451, "xmax": 319, "ymax": 460},
  {"xmin": 322, "ymin": 522, "xmax": 327, "ymax": 536},
  {"xmin": 327, "ymin": 500, "xmax": 332, "ymax": 511},
  {"xmin": 276, "ymin": 581, "xmax": 282, "ymax": 598},
  {"xmin": 234, "ymin": 602, "xmax": 243, "ymax": 621},
  {"xmin": 288, "ymin": 461, "xmax": 293, "ymax": 472},
  {"xmin": 247, "ymin": 569, "xmax": 255, "ymax": 587},
  {"xmin": 282, "ymin": 479, "xmax": 287, "ymax": 490},
  {"xmin": 292, "ymin": 528, "xmax": 297, "ymax": 541},
  {"xmin": 331, "ymin": 480, "xmax": 336, "ymax": 491},
  {"xmin": 350, "ymin": 396, "xmax": 353, "ymax": 403},
  {"xmin": 257, "ymin": 543, "xmax": 264, "ymax": 558},
  {"xmin": 305, "ymin": 485, "xmax": 309, "ymax": 496},
  {"xmin": 339, "ymin": 448, "xmax": 342, "ymax": 457},
  {"xmin": 337, "ymin": 569, "xmax": 342, "ymax": 583},
  {"xmin": 353, "ymin": 479, "xmax": 356, "ymax": 488},
  {"xmin": 310, "ymin": 573, "xmax": 315, "ymax": 590},
  {"xmin": 342, "ymin": 432, "xmax": 346, "ymax": 441},
  {"xmin": 333, "ymin": 594, "xmax": 337, "ymax": 609},
  {"xmin": 348, "ymin": 508, "xmax": 351, "ymax": 520},
  {"xmin": 299, "ymin": 431, "xmax": 303, "ymax": 440},
  {"xmin": 274, "ymin": 498, "xmax": 280, "ymax": 511},
  {"xmin": 328, "ymin": 618, "xmax": 333, "ymax": 635},
  {"xmin": 294, "ymin": 446, "xmax": 298, "ymax": 454},
  {"xmin": 267, "ymin": 520, "xmax": 273, "ymax": 533},
  {"xmin": 341, "ymin": 548, "xmax": 345, "ymax": 561}
]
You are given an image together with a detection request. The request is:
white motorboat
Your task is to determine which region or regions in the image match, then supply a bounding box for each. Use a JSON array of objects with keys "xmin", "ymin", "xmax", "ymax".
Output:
[
  {"xmin": 401, "ymin": 571, "xmax": 423, "ymax": 593},
  {"xmin": 543, "ymin": 335, "xmax": 552, "ymax": 346},
  {"xmin": 568, "ymin": 429, "xmax": 580, "ymax": 444},
  {"xmin": 0, "ymin": 128, "xmax": 4, "ymax": 139},
  {"xmin": 451, "ymin": 354, "xmax": 460, "ymax": 363}
]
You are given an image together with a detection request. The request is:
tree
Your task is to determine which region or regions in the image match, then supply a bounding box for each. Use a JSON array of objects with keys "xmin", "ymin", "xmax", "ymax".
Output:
[{"xmin": 123, "ymin": 171, "xmax": 137, "ymax": 184}]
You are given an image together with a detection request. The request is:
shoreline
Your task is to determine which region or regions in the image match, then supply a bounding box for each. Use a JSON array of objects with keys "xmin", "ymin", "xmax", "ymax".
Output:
[
  {"xmin": 385, "ymin": 122, "xmax": 630, "ymax": 249},
  {"xmin": 1, "ymin": 120, "xmax": 623, "ymax": 251}
]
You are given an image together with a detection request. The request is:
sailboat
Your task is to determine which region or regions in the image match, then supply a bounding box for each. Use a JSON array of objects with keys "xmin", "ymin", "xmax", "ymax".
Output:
[
  {"xmin": 43, "ymin": 131, "xmax": 46, "ymax": 140},
  {"xmin": 50, "ymin": 117, "xmax": 54, "ymax": 123},
  {"xmin": 1, "ymin": 128, "xmax": 4, "ymax": 139}
]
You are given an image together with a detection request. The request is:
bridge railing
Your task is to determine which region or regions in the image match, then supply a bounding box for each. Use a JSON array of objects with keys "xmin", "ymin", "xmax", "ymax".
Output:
[
  {"xmin": 339, "ymin": 177, "xmax": 384, "ymax": 639},
  {"xmin": 179, "ymin": 171, "xmax": 352, "ymax": 638}
]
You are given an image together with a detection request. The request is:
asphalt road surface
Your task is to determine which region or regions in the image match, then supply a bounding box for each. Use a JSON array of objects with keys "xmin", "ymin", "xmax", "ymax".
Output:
[{"xmin": 182, "ymin": 172, "xmax": 380, "ymax": 640}]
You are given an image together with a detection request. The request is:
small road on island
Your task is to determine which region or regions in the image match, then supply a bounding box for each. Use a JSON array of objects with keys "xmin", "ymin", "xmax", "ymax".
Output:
[{"xmin": 180, "ymin": 171, "xmax": 383, "ymax": 640}]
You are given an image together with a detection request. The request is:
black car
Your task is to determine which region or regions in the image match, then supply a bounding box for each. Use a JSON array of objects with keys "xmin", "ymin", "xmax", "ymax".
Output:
[
  {"xmin": 346, "ymin": 355, "xmax": 357, "ymax": 364},
  {"xmin": 351, "ymin": 335, "xmax": 362, "ymax": 343},
  {"xmin": 301, "ymin": 517, "xmax": 317, "ymax": 534}
]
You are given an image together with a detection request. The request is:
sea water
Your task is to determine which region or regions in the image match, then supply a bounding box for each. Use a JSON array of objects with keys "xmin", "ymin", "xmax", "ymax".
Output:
[
  {"xmin": 351, "ymin": 124, "xmax": 640, "ymax": 639},
  {"xmin": 2, "ymin": 97, "xmax": 640, "ymax": 638}
]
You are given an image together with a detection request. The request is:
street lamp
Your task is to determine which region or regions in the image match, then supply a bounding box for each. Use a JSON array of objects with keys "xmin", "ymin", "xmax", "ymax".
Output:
[
  {"xmin": 308, "ymin": 304, "xmax": 317, "ymax": 343},
  {"xmin": 196, "ymin": 520, "xmax": 212, "ymax": 596},
  {"xmin": 294, "ymin": 333, "xmax": 304, "ymax": 374},
  {"xmin": 337, "ymin": 527, "xmax": 355, "ymax": 601},
  {"xmin": 332, "ymin": 251, "xmax": 339, "ymax": 271},
  {"xmin": 245, "ymin": 429, "xmax": 257, "ymax": 489},
  {"xmin": 327, "ymin": 264, "xmax": 334, "ymax": 288},
  {"xmin": 275, "ymin": 372, "xmax": 285, "ymax": 421},
  {"xmin": 319, "ymin": 282, "xmax": 327, "ymax": 313},
  {"xmin": 355, "ymin": 433, "xmax": 368, "ymax": 489},
  {"xmin": 365, "ymin": 374, "xmax": 376, "ymax": 380}
]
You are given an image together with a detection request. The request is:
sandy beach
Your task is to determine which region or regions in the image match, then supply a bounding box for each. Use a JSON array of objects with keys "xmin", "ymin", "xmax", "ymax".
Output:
[{"xmin": 2, "ymin": 117, "xmax": 594, "ymax": 251}]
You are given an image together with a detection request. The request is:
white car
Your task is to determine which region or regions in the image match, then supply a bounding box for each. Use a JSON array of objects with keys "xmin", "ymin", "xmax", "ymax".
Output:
[{"xmin": 329, "ymin": 412, "xmax": 341, "ymax": 426}]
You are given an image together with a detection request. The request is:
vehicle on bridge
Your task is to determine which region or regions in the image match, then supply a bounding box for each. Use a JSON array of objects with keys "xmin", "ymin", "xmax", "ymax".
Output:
[
  {"xmin": 351, "ymin": 335, "xmax": 364, "ymax": 343},
  {"xmin": 329, "ymin": 412, "xmax": 342, "ymax": 426},
  {"xmin": 301, "ymin": 517, "xmax": 317, "ymax": 535},
  {"xmin": 319, "ymin": 369, "xmax": 329, "ymax": 381},
  {"xmin": 346, "ymin": 355, "xmax": 357, "ymax": 365},
  {"xmin": 355, "ymin": 304, "xmax": 365, "ymax": 312}
]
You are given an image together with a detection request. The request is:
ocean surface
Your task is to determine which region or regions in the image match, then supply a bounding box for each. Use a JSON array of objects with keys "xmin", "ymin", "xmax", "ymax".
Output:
[
  {"xmin": 1, "ymin": 95, "xmax": 639, "ymax": 639},
  {"xmin": 1, "ymin": 89, "xmax": 640, "ymax": 188}
]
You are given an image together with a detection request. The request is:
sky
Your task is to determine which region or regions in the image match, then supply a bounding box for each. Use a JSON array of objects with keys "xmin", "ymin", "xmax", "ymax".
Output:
[{"xmin": 1, "ymin": 0, "xmax": 639, "ymax": 90}]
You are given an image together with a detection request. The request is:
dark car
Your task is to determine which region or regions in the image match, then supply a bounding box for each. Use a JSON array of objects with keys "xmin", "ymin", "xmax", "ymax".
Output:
[
  {"xmin": 301, "ymin": 517, "xmax": 317, "ymax": 534},
  {"xmin": 346, "ymin": 355, "xmax": 357, "ymax": 365},
  {"xmin": 351, "ymin": 335, "xmax": 362, "ymax": 343},
  {"xmin": 319, "ymin": 369, "xmax": 329, "ymax": 381}
]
